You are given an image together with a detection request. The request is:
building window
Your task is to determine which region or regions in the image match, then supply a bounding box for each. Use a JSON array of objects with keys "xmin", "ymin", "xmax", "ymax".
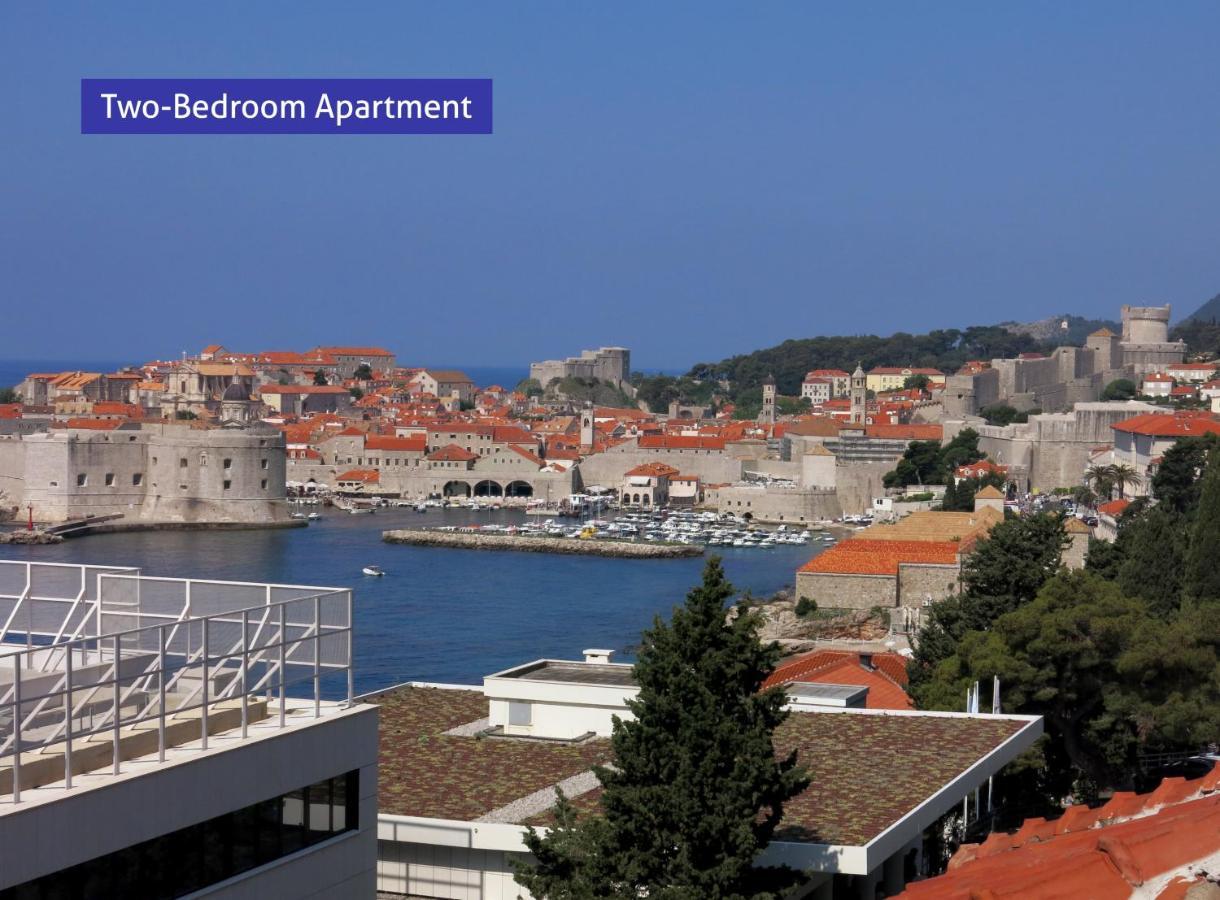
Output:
[
  {"xmin": 223, "ymin": 480, "xmax": 232, "ymax": 490},
  {"xmin": 179, "ymin": 458, "xmax": 188, "ymax": 468},
  {"xmin": 0, "ymin": 771, "xmax": 358, "ymax": 899},
  {"xmin": 76, "ymin": 473, "xmax": 87, "ymax": 487},
  {"xmin": 508, "ymin": 700, "xmax": 532, "ymax": 726},
  {"xmin": 105, "ymin": 473, "xmax": 115, "ymax": 487},
  {"xmin": 261, "ymin": 479, "xmax": 268, "ymax": 490},
  {"xmin": 261, "ymin": 459, "xmax": 269, "ymax": 470},
  {"xmin": 133, "ymin": 473, "xmax": 143, "ymax": 486},
  {"xmin": 223, "ymin": 458, "xmax": 232, "ymax": 469}
]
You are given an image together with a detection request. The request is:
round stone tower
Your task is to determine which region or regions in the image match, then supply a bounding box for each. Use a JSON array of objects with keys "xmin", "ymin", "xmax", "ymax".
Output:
[{"xmin": 1121, "ymin": 305, "xmax": 1172, "ymax": 344}]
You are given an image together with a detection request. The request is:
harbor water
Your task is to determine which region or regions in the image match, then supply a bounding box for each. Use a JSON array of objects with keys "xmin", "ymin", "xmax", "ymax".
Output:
[{"xmin": 0, "ymin": 506, "xmax": 826, "ymax": 693}]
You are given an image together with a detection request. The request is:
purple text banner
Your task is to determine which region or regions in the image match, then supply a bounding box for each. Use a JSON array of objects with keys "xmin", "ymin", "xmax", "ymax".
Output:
[{"xmin": 81, "ymin": 78, "xmax": 492, "ymax": 134}]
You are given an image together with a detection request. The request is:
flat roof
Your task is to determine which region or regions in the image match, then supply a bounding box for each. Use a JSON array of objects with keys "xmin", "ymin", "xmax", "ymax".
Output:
[
  {"xmin": 489, "ymin": 660, "xmax": 637, "ymax": 688},
  {"xmin": 375, "ymin": 685, "xmax": 1034, "ymax": 847},
  {"xmin": 787, "ymin": 682, "xmax": 869, "ymax": 703}
]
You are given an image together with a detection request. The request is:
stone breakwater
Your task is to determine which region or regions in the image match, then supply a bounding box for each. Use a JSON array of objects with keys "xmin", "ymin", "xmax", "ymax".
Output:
[
  {"xmin": 0, "ymin": 530, "xmax": 63, "ymax": 545},
  {"xmin": 382, "ymin": 529, "xmax": 703, "ymax": 558}
]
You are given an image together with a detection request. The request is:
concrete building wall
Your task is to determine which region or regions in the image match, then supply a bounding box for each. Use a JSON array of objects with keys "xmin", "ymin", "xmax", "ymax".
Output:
[
  {"xmin": 0, "ymin": 706, "xmax": 379, "ymax": 897},
  {"xmin": 376, "ymin": 840, "xmax": 529, "ymax": 900},
  {"xmin": 833, "ymin": 462, "xmax": 895, "ymax": 516}
]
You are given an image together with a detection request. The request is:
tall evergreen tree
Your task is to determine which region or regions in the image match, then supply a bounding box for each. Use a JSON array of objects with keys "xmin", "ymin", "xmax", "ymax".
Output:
[
  {"xmin": 515, "ymin": 558, "xmax": 810, "ymax": 900},
  {"xmin": 1184, "ymin": 451, "xmax": 1220, "ymax": 605}
]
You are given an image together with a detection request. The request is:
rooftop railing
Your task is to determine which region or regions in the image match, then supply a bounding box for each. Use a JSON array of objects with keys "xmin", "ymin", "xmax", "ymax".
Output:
[{"xmin": 0, "ymin": 561, "xmax": 353, "ymax": 804}]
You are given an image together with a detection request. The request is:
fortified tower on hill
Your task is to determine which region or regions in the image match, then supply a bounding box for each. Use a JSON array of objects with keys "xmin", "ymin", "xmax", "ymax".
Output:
[
  {"xmin": 850, "ymin": 364, "xmax": 867, "ymax": 425},
  {"xmin": 1119, "ymin": 304, "xmax": 1186, "ymax": 375}
]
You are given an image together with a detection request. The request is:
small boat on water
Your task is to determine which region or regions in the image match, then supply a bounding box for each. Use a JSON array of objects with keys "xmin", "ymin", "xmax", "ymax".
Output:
[
  {"xmin": 348, "ymin": 507, "xmax": 375, "ymax": 515},
  {"xmin": 307, "ymin": 512, "xmax": 321, "ymax": 520},
  {"xmin": 290, "ymin": 512, "xmax": 307, "ymax": 520},
  {"xmin": 362, "ymin": 566, "xmax": 385, "ymax": 577}
]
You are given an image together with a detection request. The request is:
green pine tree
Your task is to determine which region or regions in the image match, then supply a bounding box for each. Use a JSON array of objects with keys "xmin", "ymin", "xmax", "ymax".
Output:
[
  {"xmin": 514, "ymin": 558, "xmax": 810, "ymax": 900},
  {"xmin": 1184, "ymin": 452, "xmax": 1220, "ymax": 605}
]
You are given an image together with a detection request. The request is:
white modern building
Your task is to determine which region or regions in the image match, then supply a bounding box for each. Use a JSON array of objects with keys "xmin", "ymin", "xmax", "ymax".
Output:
[
  {"xmin": 0, "ymin": 560, "xmax": 378, "ymax": 898},
  {"xmin": 372, "ymin": 651, "xmax": 1042, "ymax": 900}
]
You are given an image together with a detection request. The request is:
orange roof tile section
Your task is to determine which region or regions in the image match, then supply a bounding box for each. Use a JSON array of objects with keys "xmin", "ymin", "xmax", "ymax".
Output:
[
  {"xmin": 899, "ymin": 769, "xmax": 1220, "ymax": 899},
  {"xmin": 800, "ymin": 540, "xmax": 960, "ymax": 576},
  {"xmin": 764, "ymin": 650, "xmax": 913, "ymax": 710},
  {"xmin": 1113, "ymin": 412, "xmax": 1220, "ymax": 437},
  {"xmin": 623, "ymin": 462, "xmax": 681, "ymax": 478}
]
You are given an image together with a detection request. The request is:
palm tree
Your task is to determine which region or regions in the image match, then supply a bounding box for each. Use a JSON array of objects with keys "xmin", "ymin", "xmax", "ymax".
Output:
[
  {"xmin": 1108, "ymin": 463, "xmax": 1142, "ymax": 499},
  {"xmin": 1085, "ymin": 464, "xmax": 1116, "ymax": 501},
  {"xmin": 1071, "ymin": 485, "xmax": 1097, "ymax": 510}
]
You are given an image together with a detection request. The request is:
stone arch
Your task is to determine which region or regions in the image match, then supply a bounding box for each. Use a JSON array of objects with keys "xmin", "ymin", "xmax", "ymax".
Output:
[
  {"xmin": 642, "ymin": 495, "xmax": 651, "ymax": 506},
  {"xmin": 505, "ymin": 480, "xmax": 533, "ymax": 498},
  {"xmin": 474, "ymin": 480, "xmax": 503, "ymax": 497},
  {"xmin": 443, "ymin": 480, "xmax": 471, "ymax": 497}
]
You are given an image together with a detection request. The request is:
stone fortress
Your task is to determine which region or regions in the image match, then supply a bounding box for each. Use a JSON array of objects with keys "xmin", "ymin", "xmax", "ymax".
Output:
[
  {"xmin": 529, "ymin": 347, "xmax": 631, "ymax": 388},
  {"xmin": 942, "ymin": 304, "xmax": 1186, "ymax": 417},
  {"xmin": 0, "ymin": 422, "xmax": 292, "ymax": 526}
]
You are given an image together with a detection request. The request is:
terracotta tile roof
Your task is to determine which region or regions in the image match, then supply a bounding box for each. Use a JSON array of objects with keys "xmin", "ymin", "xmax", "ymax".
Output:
[
  {"xmin": 336, "ymin": 468, "xmax": 379, "ymax": 483},
  {"xmin": 764, "ymin": 651, "xmax": 913, "ymax": 710},
  {"xmin": 637, "ymin": 435, "xmax": 727, "ymax": 450},
  {"xmin": 314, "ymin": 346, "xmax": 395, "ymax": 357},
  {"xmin": 864, "ymin": 423, "xmax": 944, "ymax": 441},
  {"xmin": 623, "ymin": 462, "xmax": 681, "ymax": 478},
  {"xmin": 61, "ymin": 418, "xmax": 124, "ymax": 430},
  {"xmin": 899, "ymin": 769, "xmax": 1220, "ymax": 899},
  {"xmin": 1112, "ymin": 412, "xmax": 1220, "ymax": 438},
  {"xmin": 867, "ymin": 367, "xmax": 945, "ymax": 377},
  {"xmin": 799, "ymin": 540, "xmax": 960, "ymax": 576},
  {"xmin": 1098, "ymin": 498, "xmax": 1131, "ymax": 518},
  {"xmin": 428, "ymin": 444, "xmax": 479, "ymax": 462},
  {"xmin": 955, "ymin": 460, "xmax": 1008, "ymax": 479},
  {"xmin": 366, "ymin": 435, "xmax": 426, "ymax": 452}
]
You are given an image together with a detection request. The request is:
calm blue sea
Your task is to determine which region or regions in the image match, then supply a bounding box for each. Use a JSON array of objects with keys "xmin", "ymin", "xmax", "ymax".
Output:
[{"xmin": 0, "ymin": 508, "xmax": 823, "ymax": 693}]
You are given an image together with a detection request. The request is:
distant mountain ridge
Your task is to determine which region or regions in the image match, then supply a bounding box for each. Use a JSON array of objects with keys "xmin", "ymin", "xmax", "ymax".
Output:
[{"xmin": 1180, "ymin": 292, "xmax": 1220, "ymax": 325}]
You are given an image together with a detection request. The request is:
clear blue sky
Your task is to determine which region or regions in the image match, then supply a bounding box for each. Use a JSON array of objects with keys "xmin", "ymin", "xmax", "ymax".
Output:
[{"xmin": 4, "ymin": 3, "xmax": 1220, "ymax": 370}]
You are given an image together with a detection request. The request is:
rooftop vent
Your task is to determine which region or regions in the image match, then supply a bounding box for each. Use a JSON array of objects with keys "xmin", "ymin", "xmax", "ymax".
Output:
[
  {"xmin": 859, "ymin": 652, "xmax": 875, "ymax": 671},
  {"xmin": 584, "ymin": 648, "xmax": 615, "ymax": 665}
]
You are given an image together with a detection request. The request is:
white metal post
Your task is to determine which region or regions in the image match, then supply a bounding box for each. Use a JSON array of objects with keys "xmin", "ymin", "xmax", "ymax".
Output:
[
  {"xmin": 158, "ymin": 625, "xmax": 167, "ymax": 763},
  {"xmin": 278, "ymin": 604, "xmax": 286, "ymax": 727},
  {"xmin": 200, "ymin": 618, "xmax": 209, "ymax": 750},
  {"xmin": 11, "ymin": 655, "xmax": 22, "ymax": 803},
  {"xmin": 346, "ymin": 592, "xmax": 354, "ymax": 707},
  {"xmin": 313, "ymin": 594, "xmax": 321, "ymax": 718},
  {"xmin": 112, "ymin": 634, "xmax": 122, "ymax": 775},
  {"xmin": 241, "ymin": 608, "xmax": 249, "ymax": 739},
  {"xmin": 64, "ymin": 650, "xmax": 73, "ymax": 789}
]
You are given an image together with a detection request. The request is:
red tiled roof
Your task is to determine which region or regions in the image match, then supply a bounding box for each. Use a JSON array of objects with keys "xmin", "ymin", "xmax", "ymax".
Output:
[
  {"xmin": 1098, "ymin": 498, "xmax": 1131, "ymax": 518},
  {"xmin": 1113, "ymin": 412, "xmax": 1220, "ymax": 438},
  {"xmin": 623, "ymin": 462, "xmax": 681, "ymax": 478},
  {"xmin": 314, "ymin": 346, "xmax": 394, "ymax": 357},
  {"xmin": 336, "ymin": 468, "xmax": 379, "ymax": 483},
  {"xmin": 864, "ymin": 423, "xmax": 943, "ymax": 441},
  {"xmin": 428, "ymin": 444, "xmax": 479, "ymax": 462},
  {"xmin": 764, "ymin": 650, "xmax": 913, "ymax": 710},
  {"xmin": 867, "ymin": 367, "xmax": 945, "ymax": 377},
  {"xmin": 799, "ymin": 540, "xmax": 960, "ymax": 576},
  {"xmin": 508, "ymin": 444, "xmax": 545, "ymax": 467},
  {"xmin": 900, "ymin": 769, "xmax": 1220, "ymax": 899},
  {"xmin": 366, "ymin": 435, "xmax": 426, "ymax": 452},
  {"xmin": 637, "ymin": 435, "xmax": 727, "ymax": 450}
]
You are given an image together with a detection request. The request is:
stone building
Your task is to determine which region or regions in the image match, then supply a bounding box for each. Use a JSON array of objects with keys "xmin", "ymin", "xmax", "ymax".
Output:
[
  {"xmin": 941, "ymin": 304, "xmax": 1186, "ymax": 417},
  {"xmin": 529, "ymin": 347, "xmax": 631, "ymax": 388},
  {"xmin": 0, "ymin": 422, "xmax": 292, "ymax": 525},
  {"xmin": 954, "ymin": 401, "xmax": 1159, "ymax": 493}
]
